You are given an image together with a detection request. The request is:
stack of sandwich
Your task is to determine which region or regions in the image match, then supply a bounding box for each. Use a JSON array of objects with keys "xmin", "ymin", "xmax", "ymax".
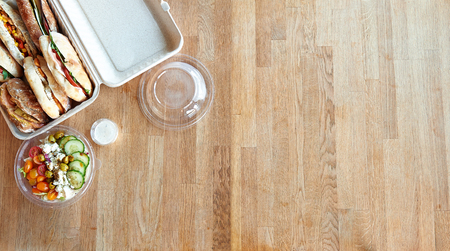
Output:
[{"xmin": 0, "ymin": 0, "xmax": 93, "ymax": 133}]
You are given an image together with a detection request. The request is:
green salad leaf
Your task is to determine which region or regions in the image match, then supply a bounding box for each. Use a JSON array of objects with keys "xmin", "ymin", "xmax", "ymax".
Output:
[
  {"xmin": 69, "ymin": 71, "xmax": 78, "ymax": 83},
  {"xmin": 68, "ymin": 71, "xmax": 89, "ymax": 94},
  {"xmin": 2, "ymin": 67, "xmax": 13, "ymax": 80},
  {"xmin": 30, "ymin": 0, "xmax": 47, "ymax": 35},
  {"xmin": 49, "ymin": 37, "xmax": 66, "ymax": 64},
  {"xmin": 19, "ymin": 167, "xmax": 26, "ymax": 178}
]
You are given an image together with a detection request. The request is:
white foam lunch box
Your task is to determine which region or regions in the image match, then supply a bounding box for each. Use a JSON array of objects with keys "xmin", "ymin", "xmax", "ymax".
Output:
[{"xmin": 0, "ymin": 0, "xmax": 183, "ymax": 140}]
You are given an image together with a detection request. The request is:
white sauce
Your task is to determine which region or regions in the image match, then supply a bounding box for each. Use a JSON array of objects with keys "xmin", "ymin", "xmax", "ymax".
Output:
[
  {"xmin": 92, "ymin": 119, "xmax": 118, "ymax": 145},
  {"xmin": 48, "ymin": 46, "xmax": 65, "ymax": 76}
]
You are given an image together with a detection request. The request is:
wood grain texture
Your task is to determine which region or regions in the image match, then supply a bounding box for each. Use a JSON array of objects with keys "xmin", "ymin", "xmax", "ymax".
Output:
[
  {"xmin": 339, "ymin": 210, "xmax": 372, "ymax": 250},
  {"xmin": 213, "ymin": 146, "xmax": 231, "ymax": 250},
  {"xmin": 241, "ymin": 147, "xmax": 257, "ymax": 250},
  {"xmin": 255, "ymin": 0, "xmax": 272, "ymax": 67},
  {"xmin": 435, "ymin": 211, "xmax": 450, "ymax": 250},
  {"xmin": 378, "ymin": 0, "xmax": 399, "ymax": 139},
  {"xmin": 365, "ymin": 79, "xmax": 388, "ymax": 250},
  {"xmin": 0, "ymin": 0, "xmax": 450, "ymax": 250}
]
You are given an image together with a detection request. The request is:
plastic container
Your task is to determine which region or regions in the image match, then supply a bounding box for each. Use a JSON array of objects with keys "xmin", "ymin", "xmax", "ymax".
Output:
[
  {"xmin": 138, "ymin": 54, "xmax": 214, "ymax": 130},
  {"xmin": 1, "ymin": 0, "xmax": 183, "ymax": 140},
  {"xmin": 90, "ymin": 118, "xmax": 119, "ymax": 145},
  {"xmin": 14, "ymin": 125, "xmax": 101, "ymax": 209}
]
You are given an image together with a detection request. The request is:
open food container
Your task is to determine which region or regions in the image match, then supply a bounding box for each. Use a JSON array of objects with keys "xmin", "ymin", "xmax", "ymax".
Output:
[
  {"xmin": 0, "ymin": 0, "xmax": 183, "ymax": 140},
  {"xmin": 14, "ymin": 124, "xmax": 99, "ymax": 208}
]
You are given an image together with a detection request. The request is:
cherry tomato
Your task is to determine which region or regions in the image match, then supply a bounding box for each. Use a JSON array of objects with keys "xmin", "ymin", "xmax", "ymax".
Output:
[
  {"xmin": 28, "ymin": 168, "xmax": 38, "ymax": 179},
  {"xmin": 47, "ymin": 189, "xmax": 58, "ymax": 201},
  {"xmin": 37, "ymin": 164, "xmax": 46, "ymax": 176},
  {"xmin": 29, "ymin": 146, "xmax": 42, "ymax": 158},
  {"xmin": 36, "ymin": 182, "xmax": 49, "ymax": 192},
  {"xmin": 23, "ymin": 160, "xmax": 33, "ymax": 173},
  {"xmin": 36, "ymin": 176, "xmax": 46, "ymax": 182},
  {"xmin": 32, "ymin": 188, "xmax": 41, "ymax": 194},
  {"xmin": 29, "ymin": 178, "xmax": 37, "ymax": 186},
  {"xmin": 33, "ymin": 155, "xmax": 43, "ymax": 165}
]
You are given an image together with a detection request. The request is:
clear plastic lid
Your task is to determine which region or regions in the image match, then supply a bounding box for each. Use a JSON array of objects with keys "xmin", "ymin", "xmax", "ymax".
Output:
[{"xmin": 138, "ymin": 54, "xmax": 214, "ymax": 130}]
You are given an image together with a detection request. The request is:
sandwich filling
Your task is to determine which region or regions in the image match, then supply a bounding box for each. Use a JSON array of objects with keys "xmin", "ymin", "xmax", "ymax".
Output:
[
  {"xmin": 0, "ymin": 8, "xmax": 31, "ymax": 57},
  {"xmin": 48, "ymin": 34, "xmax": 90, "ymax": 98},
  {"xmin": 29, "ymin": 0, "xmax": 49, "ymax": 35},
  {"xmin": 33, "ymin": 58, "xmax": 65, "ymax": 114},
  {"xmin": 0, "ymin": 66, "xmax": 13, "ymax": 80},
  {"xmin": 0, "ymin": 83, "xmax": 44, "ymax": 132}
]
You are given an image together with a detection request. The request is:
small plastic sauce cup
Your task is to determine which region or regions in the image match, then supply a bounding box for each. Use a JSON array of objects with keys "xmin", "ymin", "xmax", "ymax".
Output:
[{"xmin": 90, "ymin": 119, "xmax": 119, "ymax": 145}]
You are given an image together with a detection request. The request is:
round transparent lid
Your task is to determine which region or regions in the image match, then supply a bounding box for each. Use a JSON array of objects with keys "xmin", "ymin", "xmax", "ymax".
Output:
[{"xmin": 138, "ymin": 54, "xmax": 214, "ymax": 130}]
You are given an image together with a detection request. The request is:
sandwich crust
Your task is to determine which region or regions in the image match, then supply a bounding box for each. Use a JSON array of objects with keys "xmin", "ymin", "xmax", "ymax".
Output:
[
  {"xmin": 40, "ymin": 33, "xmax": 92, "ymax": 102},
  {"xmin": 5, "ymin": 78, "xmax": 48, "ymax": 124},
  {"xmin": 42, "ymin": 0, "xmax": 57, "ymax": 32},
  {"xmin": 24, "ymin": 56, "xmax": 59, "ymax": 118},
  {"xmin": 16, "ymin": 0, "xmax": 40, "ymax": 49},
  {"xmin": 0, "ymin": 81, "xmax": 45, "ymax": 133},
  {"xmin": 17, "ymin": 0, "xmax": 58, "ymax": 49},
  {"xmin": 37, "ymin": 55, "xmax": 70, "ymax": 112},
  {"xmin": 0, "ymin": 1, "xmax": 38, "ymax": 65},
  {"xmin": 0, "ymin": 42, "xmax": 22, "ymax": 81}
]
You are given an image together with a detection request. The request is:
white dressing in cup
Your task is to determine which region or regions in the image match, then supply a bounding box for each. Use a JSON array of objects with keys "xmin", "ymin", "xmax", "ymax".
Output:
[{"xmin": 90, "ymin": 119, "xmax": 119, "ymax": 145}]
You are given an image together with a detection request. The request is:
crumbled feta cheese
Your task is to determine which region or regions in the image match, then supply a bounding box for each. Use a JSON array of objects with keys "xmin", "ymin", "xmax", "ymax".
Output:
[
  {"xmin": 56, "ymin": 153, "xmax": 66, "ymax": 162},
  {"xmin": 51, "ymin": 158, "xmax": 58, "ymax": 166},
  {"xmin": 51, "ymin": 143, "xmax": 60, "ymax": 153},
  {"xmin": 55, "ymin": 185, "xmax": 63, "ymax": 193},
  {"xmin": 40, "ymin": 144, "xmax": 50, "ymax": 154},
  {"xmin": 57, "ymin": 170, "xmax": 65, "ymax": 182},
  {"xmin": 40, "ymin": 142, "xmax": 60, "ymax": 154},
  {"xmin": 47, "ymin": 161, "xmax": 54, "ymax": 171},
  {"xmin": 62, "ymin": 175, "xmax": 72, "ymax": 188}
]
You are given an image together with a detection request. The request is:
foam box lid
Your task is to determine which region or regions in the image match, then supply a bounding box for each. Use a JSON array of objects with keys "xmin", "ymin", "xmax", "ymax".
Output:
[{"xmin": 50, "ymin": 0, "xmax": 183, "ymax": 87}]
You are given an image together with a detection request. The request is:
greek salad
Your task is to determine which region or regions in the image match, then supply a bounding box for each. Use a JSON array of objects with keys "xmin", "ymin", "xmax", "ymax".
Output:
[{"xmin": 19, "ymin": 130, "xmax": 90, "ymax": 201}]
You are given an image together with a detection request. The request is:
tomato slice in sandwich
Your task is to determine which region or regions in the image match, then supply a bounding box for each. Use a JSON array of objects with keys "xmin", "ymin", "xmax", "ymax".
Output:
[
  {"xmin": 62, "ymin": 66, "xmax": 88, "ymax": 97},
  {"xmin": 51, "ymin": 49, "xmax": 88, "ymax": 97}
]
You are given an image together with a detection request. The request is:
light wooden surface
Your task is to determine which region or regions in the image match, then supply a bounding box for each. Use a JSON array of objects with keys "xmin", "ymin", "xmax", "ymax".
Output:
[{"xmin": 1, "ymin": 0, "xmax": 450, "ymax": 250}]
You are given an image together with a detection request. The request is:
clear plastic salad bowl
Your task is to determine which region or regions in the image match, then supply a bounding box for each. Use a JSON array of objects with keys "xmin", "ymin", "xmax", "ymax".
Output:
[{"xmin": 14, "ymin": 125, "xmax": 101, "ymax": 209}]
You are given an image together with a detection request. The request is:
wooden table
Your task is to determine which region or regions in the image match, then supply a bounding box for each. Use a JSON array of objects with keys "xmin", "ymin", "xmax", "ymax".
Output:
[{"xmin": 1, "ymin": 0, "xmax": 450, "ymax": 250}]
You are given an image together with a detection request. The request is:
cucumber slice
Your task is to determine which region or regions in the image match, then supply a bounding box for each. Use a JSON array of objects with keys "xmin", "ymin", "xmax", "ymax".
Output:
[
  {"xmin": 64, "ymin": 139, "xmax": 85, "ymax": 155},
  {"xmin": 71, "ymin": 152, "xmax": 90, "ymax": 167},
  {"xmin": 58, "ymin": 135, "xmax": 76, "ymax": 149},
  {"xmin": 66, "ymin": 170, "xmax": 84, "ymax": 189},
  {"xmin": 68, "ymin": 160, "xmax": 85, "ymax": 176}
]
